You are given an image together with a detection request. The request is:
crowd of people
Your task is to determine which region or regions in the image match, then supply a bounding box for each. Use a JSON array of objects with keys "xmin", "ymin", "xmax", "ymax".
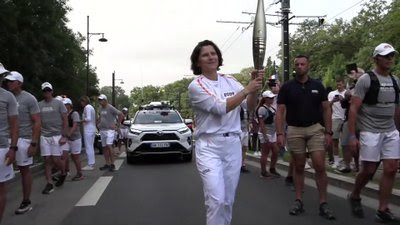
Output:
[
  {"xmin": 0, "ymin": 64, "xmax": 129, "ymax": 222},
  {"xmin": 189, "ymin": 41, "xmax": 399, "ymax": 224}
]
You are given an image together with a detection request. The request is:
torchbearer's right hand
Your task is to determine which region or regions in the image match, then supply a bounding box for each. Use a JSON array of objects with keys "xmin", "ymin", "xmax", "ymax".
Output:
[{"xmin": 246, "ymin": 70, "xmax": 263, "ymax": 94}]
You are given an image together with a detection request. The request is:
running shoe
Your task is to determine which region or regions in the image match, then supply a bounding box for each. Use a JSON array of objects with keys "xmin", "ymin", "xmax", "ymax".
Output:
[
  {"xmin": 375, "ymin": 208, "xmax": 398, "ymax": 223},
  {"xmin": 337, "ymin": 166, "xmax": 352, "ymax": 174},
  {"xmin": 15, "ymin": 200, "xmax": 32, "ymax": 214},
  {"xmin": 270, "ymin": 168, "xmax": 281, "ymax": 177},
  {"xmin": 42, "ymin": 183, "xmax": 54, "ymax": 195},
  {"xmin": 82, "ymin": 165, "xmax": 95, "ymax": 171},
  {"xmin": 240, "ymin": 166, "xmax": 250, "ymax": 173},
  {"xmin": 289, "ymin": 199, "xmax": 304, "ymax": 215},
  {"xmin": 55, "ymin": 174, "xmax": 66, "ymax": 187},
  {"xmin": 109, "ymin": 164, "xmax": 116, "ymax": 172},
  {"xmin": 348, "ymin": 194, "xmax": 364, "ymax": 218},
  {"xmin": 260, "ymin": 171, "xmax": 271, "ymax": 178},
  {"xmin": 72, "ymin": 173, "xmax": 84, "ymax": 181},
  {"xmin": 319, "ymin": 202, "xmax": 335, "ymax": 220},
  {"xmin": 99, "ymin": 164, "xmax": 110, "ymax": 171}
]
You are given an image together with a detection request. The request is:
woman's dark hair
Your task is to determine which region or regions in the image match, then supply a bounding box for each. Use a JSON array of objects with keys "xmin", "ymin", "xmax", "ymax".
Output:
[
  {"xmin": 80, "ymin": 96, "xmax": 91, "ymax": 105},
  {"xmin": 190, "ymin": 40, "xmax": 223, "ymax": 75}
]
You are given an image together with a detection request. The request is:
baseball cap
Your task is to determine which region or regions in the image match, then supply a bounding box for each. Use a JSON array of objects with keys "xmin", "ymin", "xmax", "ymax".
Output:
[
  {"xmin": 262, "ymin": 90, "xmax": 276, "ymax": 98},
  {"xmin": 373, "ymin": 43, "xmax": 398, "ymax": 57},
  {"xmin": 62, "ymin": 98, "xmax": 72, "ymax": 105},
  {"xmin": 0, "ymin": 63, "xmax": 9, "ymax": 75},
  {"xmin": 4, "ymin": 71, "xmax": 24, "ymax": 83},
  {"xmin": 98, "ymin": 94, "xmax": 107, "ymax": 100},
  {"xmin": 41, "ymin": 82, "xmax": 53, "ymax": 90},
  {"xmin": 122, "ymin": 107, "xmax": 128, "ymax": 111},
  {"xmin": 268, "ymin": 74, "xmax": 278, "ymax": 81}
]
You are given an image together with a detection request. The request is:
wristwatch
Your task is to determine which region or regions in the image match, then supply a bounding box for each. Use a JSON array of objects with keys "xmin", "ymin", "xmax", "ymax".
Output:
[
  {"xmin": 10, "ymin": 146, "xmax": 18, "ymax": 151},
  {"xmin": 324, "ymin": 130, "xmax": 334, "ymax": 135}
]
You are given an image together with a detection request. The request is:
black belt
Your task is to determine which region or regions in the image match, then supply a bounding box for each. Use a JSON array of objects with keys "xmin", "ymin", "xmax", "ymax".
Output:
[{"xmin": 288, "ymin": 122, "xmax": 318, "ymax": 127}]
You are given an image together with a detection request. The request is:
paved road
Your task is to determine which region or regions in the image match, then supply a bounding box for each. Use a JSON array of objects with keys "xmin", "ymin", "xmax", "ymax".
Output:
[{"xmin": 3, "ymin": 152, "xmax": 398, "ymax": 225}]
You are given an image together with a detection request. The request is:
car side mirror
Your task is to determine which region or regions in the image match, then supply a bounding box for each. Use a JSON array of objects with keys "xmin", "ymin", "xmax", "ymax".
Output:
[{"xmin": 123, "ymin": 120, "xmax": 131, "ymax": 126}]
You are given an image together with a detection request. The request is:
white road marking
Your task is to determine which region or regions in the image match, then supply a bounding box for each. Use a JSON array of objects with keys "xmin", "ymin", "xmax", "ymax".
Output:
[
  {"xmin": 114, "ymin": 159, "xmax": 123, "ymax": 170},
  {"xmin": 75, "ymin": 176, "xmax": 113, "ymax": 207},
  {"xmin": 119, "ymin": 152, "xmax": 126, "ymax": 158}
]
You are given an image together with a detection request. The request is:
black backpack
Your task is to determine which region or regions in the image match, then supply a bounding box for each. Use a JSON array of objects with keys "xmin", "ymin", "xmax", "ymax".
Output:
[
  {"xmin": 363, "ymin": 71, "xmax": 399, "ymax": 105},
  {"xmin": 256, "ymin": 105, "xmax": 275, "ymax": 125},
  {"xmin": 68, "ymin": 111, "xmax": 76, "ymax": 127}
]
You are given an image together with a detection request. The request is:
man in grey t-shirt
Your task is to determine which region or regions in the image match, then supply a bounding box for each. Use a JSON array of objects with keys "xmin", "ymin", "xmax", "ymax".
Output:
[
  {"xmin": 348, "ymin": 43, "xmax": 400, "ymax": 223},
  {"xmin": 5, "ymin": 71, "xmax": 41, "ymax": 214},
  {"xmin": 97, "ymin": 94, "xmax": 123, "ymax": 172},
  {"xmin": 38, "ymin": 82, "xmax": 68, "ymax": 194},
  {"xmin": 0, "ymin": 63, "xmax": 18, "ymax": 223}
]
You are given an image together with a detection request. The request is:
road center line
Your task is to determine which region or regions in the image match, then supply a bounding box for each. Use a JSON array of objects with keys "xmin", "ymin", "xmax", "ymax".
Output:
[
  {"xmin": 114, "ymin": 159, "xmax": 123, "ymax": 170},
  {"xmin": 75, "ymin": 176, "xmax": 113, "ymax": 207}
]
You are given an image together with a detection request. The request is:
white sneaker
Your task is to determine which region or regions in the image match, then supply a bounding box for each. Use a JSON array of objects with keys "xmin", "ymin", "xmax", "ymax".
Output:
[
  {"xmin": 82, "ymin": 165, "xmax": 94, "ymax": 171},
  {"xmin": 305, "ymin": 161, "xmax": 312, "ymax": 169}
]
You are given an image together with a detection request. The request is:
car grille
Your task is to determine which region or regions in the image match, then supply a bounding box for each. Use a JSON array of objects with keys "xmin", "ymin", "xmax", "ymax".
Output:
[{"xmin": 141, "ymin": 133, "xmax": 180, "ymax": 141}]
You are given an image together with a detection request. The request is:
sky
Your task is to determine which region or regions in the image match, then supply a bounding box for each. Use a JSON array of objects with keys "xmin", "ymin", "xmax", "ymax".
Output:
[{"xmin": 66, "ymin": 0, "xmax": 369, "ymax": 93}]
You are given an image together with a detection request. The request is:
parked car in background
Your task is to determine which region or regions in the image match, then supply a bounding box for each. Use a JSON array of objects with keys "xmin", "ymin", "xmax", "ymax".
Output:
[{"xmin": 126, "ymin": 102, "xmax": 193, "ymax": 164}]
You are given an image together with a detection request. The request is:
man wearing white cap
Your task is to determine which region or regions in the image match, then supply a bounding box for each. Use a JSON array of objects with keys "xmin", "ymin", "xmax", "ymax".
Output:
[
  {"xmin": 348, "ymin": 43, "xmax": 400, "ymax": 222},
  {"xmin": 62, "ymin": 98, "xmax": 83, "ymax": 181},
  {"xmin": 5, "ymin": 71, "xmax": 41, "ymax": 214},
  {"xmin": 0, "ymin": 63, "xmax": 18, "ymax": 222},
  {"xmin": 117, "ymin": 107, "xmax": 129, "ymax": 154},
  {"xmin": 38, "ymin": 82, "xmax": 68, "ymax": 194},
  {"xmin": 257, "ymin": 90, "xmax": 280, "ymax": 178},
  {"xmin": 97, "ymin": 94, "xmax": 123, "ymax": 171},
  {"xmin": 80, "ymin": 96, "xmax": 96, "ymax": 170}
]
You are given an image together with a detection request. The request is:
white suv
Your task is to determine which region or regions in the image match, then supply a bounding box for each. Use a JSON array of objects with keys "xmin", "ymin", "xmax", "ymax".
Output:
[{"xmin": 126, "ymin": 107, "xmax": 193, "ymax": 163}]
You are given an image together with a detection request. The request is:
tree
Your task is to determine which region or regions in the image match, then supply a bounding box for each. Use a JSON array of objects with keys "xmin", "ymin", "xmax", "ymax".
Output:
[{"xmin": 0, "ymin": 0, "xmax": 99, "ymax": 102}]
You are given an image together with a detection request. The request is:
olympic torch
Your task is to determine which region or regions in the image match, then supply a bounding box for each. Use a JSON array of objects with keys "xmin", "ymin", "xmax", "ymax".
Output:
[{"xmin": 252, "ymin": 0, "xmax": 266, "ymax": 85}]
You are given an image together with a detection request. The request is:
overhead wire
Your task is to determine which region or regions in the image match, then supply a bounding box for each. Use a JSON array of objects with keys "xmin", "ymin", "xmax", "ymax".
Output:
[{"xmin": 327, "ymin": 0, "xmax": 366, "ymax": 22}]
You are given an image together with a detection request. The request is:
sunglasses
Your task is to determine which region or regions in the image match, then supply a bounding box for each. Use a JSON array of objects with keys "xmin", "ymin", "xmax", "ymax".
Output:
[
  {"xmin": 42, "ymin": 88, "xmax": 52, "ymax": 92},
  {"xmin": 378, "ymin": 52, "xmax": 395, "ymax": 59}
]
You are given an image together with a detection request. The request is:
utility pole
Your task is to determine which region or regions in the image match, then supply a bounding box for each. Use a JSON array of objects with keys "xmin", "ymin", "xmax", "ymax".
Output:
[
  {"xmin": 281, "ymin": 0, "xmax": 290, "ymax": 82},
  {"xmin": 112, "ymin": 71, "xmax": 115, "ymax": 106}
]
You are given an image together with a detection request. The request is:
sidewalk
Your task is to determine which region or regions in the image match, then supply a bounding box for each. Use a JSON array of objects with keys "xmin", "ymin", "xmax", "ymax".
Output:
[{"xmin": 246, "ymin": 152, "xmax": 400, "ymax": 206}]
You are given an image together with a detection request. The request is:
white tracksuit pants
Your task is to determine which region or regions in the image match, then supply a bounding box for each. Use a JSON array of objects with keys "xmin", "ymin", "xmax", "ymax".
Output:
[
  {"xmin": 84, "ymin": 131, "xmax": 96, "ymax": 166},
  {"xmin": 196, "ymin": 134, "xmax": 242, "ymax": 225}
]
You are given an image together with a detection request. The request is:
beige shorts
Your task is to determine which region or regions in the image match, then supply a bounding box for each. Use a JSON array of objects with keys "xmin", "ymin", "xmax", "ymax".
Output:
[
  {"xmin": 332, "ymin": 119, "xmax": 344, "ymax": 139},
  {"xmin": 287, "ymin": 123, "xmax": 325, "ymax": 154}
]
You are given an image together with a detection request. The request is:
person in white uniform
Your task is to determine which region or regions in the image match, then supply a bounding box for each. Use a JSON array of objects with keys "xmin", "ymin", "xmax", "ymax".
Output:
[
  {"xmin": 188, "ymin": 40, "xmax": 262, "ymax": 225},
  {"xmin": 0, "ymin": 63, "xmax": 18, "ymax": 222},
  {"xmin": 5, "ymin": 71, "xmax": 41, "ymax": 214},
  {"xmin": 80, "ymin": 96, "xmax": 96, "ymax": 170}
]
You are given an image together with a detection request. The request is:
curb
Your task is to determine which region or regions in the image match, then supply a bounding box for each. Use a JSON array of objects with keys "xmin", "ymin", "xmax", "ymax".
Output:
[{"xmin": 246, "ymin": 153, "xmax": 400, "ymax": 206}]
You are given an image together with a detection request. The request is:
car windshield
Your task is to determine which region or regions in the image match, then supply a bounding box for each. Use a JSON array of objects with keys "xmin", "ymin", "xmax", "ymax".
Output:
[{"xmin": 134, "ymin": 111, "xmax": 183, "ymax": 124}]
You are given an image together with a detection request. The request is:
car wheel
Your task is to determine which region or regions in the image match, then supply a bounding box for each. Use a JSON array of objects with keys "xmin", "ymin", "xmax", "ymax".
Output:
[{"xmin": 182, "ymin": 152, "xmax": 192, "ymax": 162}]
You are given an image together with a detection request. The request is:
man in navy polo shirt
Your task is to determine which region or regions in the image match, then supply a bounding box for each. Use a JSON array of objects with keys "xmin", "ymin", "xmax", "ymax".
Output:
[{"xmin": 276, "ymin": 55, "xmax": 334, "ymax": 220}]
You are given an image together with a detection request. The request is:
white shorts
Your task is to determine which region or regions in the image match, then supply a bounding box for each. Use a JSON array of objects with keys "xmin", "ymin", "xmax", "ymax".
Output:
[
  {"xmin": 258, "ymin": 132, "xmax": 277, "ymax": 143},
  {"xmin": 359, "ymin": 130, "xmax": 400, "ymax": 162},
  {"xmin": 119, "ymin": 127, "xmax": 128, "ymax": 139},
  {"xmin": 40, "ymin": 135, "xmax": 63, "ymax": 156},
  {"xmin": 100, "ymin": 130, "xmax": 115, "ymax": 147},
  {"xmin": 0, "ymin": 147, "xmax": 15, "ymax": 182},
  {"xmin": 16, "ymin": 138, "xmax": 33, "ymax": 166},
  {"xmin": 61, "ymin": 139, "xmax": 82, "ymax": 155},
  {"xmin": 240, "ymin": 131, "xmax": 249, "ymax": 147}
]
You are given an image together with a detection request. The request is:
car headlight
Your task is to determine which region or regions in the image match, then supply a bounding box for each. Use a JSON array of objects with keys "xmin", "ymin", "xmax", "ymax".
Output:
[
  {"xmin": 129, "ymin": 128, "xmax": 142, "ymax": 135},
  {"xmin": 178, "ymin": 127, "xmax": 190, "ymax": 134}
]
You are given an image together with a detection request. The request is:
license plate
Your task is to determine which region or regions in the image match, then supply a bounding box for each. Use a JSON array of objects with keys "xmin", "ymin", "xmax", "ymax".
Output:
[{"xmin": 150, "ymin": 143, "xmax": 170, "ymax": 148}]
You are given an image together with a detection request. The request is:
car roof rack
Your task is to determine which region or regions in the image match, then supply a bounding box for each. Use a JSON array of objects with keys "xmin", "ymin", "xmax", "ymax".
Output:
[{"xmin": 141, "ymin": 101, "xmax": 175, "ymax": 110}]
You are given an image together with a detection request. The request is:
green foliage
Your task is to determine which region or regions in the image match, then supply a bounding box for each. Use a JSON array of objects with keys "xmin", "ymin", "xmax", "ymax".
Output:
[
  {"xmin": 287, "ymin": 0, "xmax": 400, "ymax": 83},
  {"xmin": 0, "ymin": 0, "xmax": 99, "ymax": 103}
]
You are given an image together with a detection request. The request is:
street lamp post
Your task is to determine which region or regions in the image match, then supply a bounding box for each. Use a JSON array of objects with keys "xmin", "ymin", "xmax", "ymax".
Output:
[
  {"xmin": 86, "ymin": 15, "xmax": 108, "ymax": 96},
  {"xmin": 112, "ymin": 71, "xmax": 124, "ymax": 107}
]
